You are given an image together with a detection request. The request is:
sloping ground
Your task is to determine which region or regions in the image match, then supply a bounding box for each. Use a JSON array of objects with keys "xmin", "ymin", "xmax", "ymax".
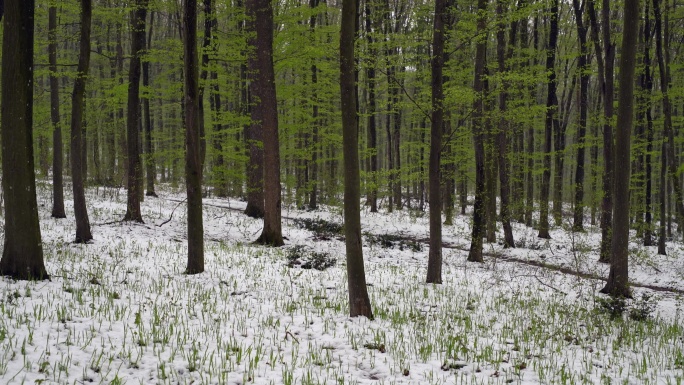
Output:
[{"xmin": 0, "ymin": 183, "xmax": 681, "ymax": 384}]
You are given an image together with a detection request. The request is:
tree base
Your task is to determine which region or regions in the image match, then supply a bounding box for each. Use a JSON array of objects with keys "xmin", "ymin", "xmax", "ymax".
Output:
[
  {"xmin": 146, "ymin": 191, "xmax": 158, "ymax": 197},
  {"xmin": 599, "ymin": 283, "xmax": 632, "ymax": 299},
  {"xmin": 254, "ymin": 232, "xmax": 284, "ymax": 247},
  {"xmin": 244, "ymin": 205, "xmax": 265, "ymax": 219}
]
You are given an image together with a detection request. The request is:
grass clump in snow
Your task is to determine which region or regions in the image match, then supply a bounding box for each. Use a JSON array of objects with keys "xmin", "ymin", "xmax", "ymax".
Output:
[
  {"xmin": 285, "ymin": 245, "xmax": 336, "ymax": 270},
  {"xmin": 365, "ymin": 233, "xmax": 422, "ymax": 252},
  {"xmin": 292, "ymin": 217, "xmax": 343, "ymax": 239}
]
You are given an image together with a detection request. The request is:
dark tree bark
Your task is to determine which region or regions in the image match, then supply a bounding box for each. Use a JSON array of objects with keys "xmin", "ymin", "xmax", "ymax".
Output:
[
  {"xmin": 198, "ymin": 0, "xmax": 214, "ymax": 169},
  {"xmin": 588, "ymin": 0, "xmax": 615, "ymax": 262},
  {"xmin": 601, "ymin": 0, "xmax": 638, "ymax": 298},
  {"xmin": 658, "ymin": 140, "xmax": 667, "ymax": 255},
  {"xmin": 184, "ymin": 0, "xmax": 205, "ymax": 274},
  {"xmin": 243, "ymin": 0, "xmax": 265, "ymax": 219},
  {"xmin": 308, "ymin": 0, "xmax": 320, "ymax": 210},
  {"xmin": 642, "ymin": 0, "xmax": 655, "ymax": 246},
  {"xmin": 653, "ymin": 0, "xmax": 684, "ymax": 235},
  {"xmin": 524, "ymin": 14, "xmax": 537, "ymax": 228},
  {"xmin": 538, "ymin": 0, "xmax": 559, "ymax": 239},
  {"xmin": 365, "ymin": 0, "xmax": 378, "ymax": 213},
  {"xmin": 340, "ymin": 0, "xmax": 373, "ymax": 318},
  {"xmin": 49, "ymin": 5, "xmax": 66, "ymax": 219},
  {"xmin": 70, "ymin": 0, "xmax": 93, "ymax": 243},
  {"xmin": 144, "ymin": 11, "xmax": 157, "ymax": 197},
  {"xmin": 0, "ymin": 0, "xmax": 49, "ymax": 280},
  {"xmin": 124, "ymin": 0, "xmax": 148, "ymax": 223},
  {"xmin": 496, "ymin": 0, "xmax": 514, "ymax": 248},
  {"xmin": 572, "ymin": 0, "xmax": 589, "ymax": 232},
  {"xmin": 426, "ymin": 0, "xmax": 447, "ymax": 283},
  {"xmin": 468, "ymin": 0, "xmax": 488, "ymax": 263},
  {"xmin": 249, "ymin": 0, "xmax": 284, "ymax": 246}
]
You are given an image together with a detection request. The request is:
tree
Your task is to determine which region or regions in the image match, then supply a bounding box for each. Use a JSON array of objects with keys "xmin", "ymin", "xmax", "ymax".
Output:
[
  {"xmin": 572, "ymin": 0, "xmax": 589, "ymax": 232},
  {"xmin": 468, "ymin": 0, "xmax": 488, "ymax": 263},
  {"xmin": 70, "ymin": 0, "xmax": 94, "ymax": 243},
  {"xmin": 124, "ymin": 0, "xmax": 148, "ymax": 223},
  {"xmin": 538, "ymin": 0, "xmax": 559, "ymax": 240},
  {"xmin": 49, "ymin": 4, "xmax": 66, "ymax": 219},
  {"xmin": 0, "ymin": 0, "xmax": 49, "ymax": 280},
  {"xmin": 495, "ymin": 0, "xmax": 514, "ymax": 248},
  {"xmin": 243, "ymin": 0, "xmax": 265, "ymax": 219},
  {"xmin": 184, "ymin": 0, "xmax": 205, "ymax": 274},
  {"xmin": 248, "ymin": 0, "xmax": 284, "ymax": 246},
  {"xmin": 601, "ymin": 0, "xmax": 639, "ymax": 298},
  {"xmin": 144, "ymin": 11, "xmax": 157, "ymax": 197},
  {"xmin": 340, "ymin": 0, "xmax": 373, "ymax": 318},
  {"xmin": 426, "ymin": 0, "xmax": 447, "ymax": 284}
]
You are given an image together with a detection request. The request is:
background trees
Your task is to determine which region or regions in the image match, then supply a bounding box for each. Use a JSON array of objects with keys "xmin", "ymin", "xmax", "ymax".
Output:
[{"xmin": 2, "ymin": 0, "xmax": 684, "ymax": 292}]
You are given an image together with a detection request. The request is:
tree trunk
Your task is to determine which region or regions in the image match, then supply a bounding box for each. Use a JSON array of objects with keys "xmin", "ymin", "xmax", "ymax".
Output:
[
  {"xmin": 124, "ymin": 0, "xmax": 147, "ymax": 223},
  {"xmin": 249, "ymin": 0, "xmax": 284, "ymax": 246},
  {"xmin": 340, "ymin": 0, "xmax": 373, "ymax": 318},
  {"xmin": 538, "ymin": 0, "xmax": 559, "ymax": 239},
  {"xmin": 601, "ymin": 0, "xmax": 638, "ymax": 298},
  {"xmin": 49, "ymin": 5, "xmax": 66, "ymax": 219},
  {"xmin": 643, "ymin": 0, "xmax": 655, "ymax": 246},
  {"xmin": 184, "ymin": 0, "xmax": 205, "ymax": 274},
  {"xmin": 243, "ymin": 0, "xmax": 265, "ymax": 218},
  {"xmin": 572, "ymin": 0, "xmax": 589, "ymax": 232},
  {"xmin": 71, "ymin": 0, "xmax": 93, "ymax": 243},
  {"xmin": 653, "ymin": 0, "xmax": 684, "ymax": 235},
  {"xmin": 426, "ymin": 0, "xmax": 447, "ymax": 283},
  {"xmin": 496, "ymin": 0, "xmax": 514, "ymax": 248},
  {"xmin": 0, "ymin": 0, "xmax": 50, "ymax": 280},
  {"xmin": 144, "ymin": 11, "xmax": 157, "ymax": 197},
  {"xmin": 468, "ymin": 0, "xmax": 487, "ymax": 263}
]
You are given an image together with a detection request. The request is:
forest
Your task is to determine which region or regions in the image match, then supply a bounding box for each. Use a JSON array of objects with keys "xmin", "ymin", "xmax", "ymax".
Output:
[{"xmin": 0, "ymin": 0, "xmax": 683, "ymax": 383}]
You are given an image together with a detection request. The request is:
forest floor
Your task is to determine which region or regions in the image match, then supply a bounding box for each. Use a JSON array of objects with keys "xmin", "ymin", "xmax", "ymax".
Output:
[{"xmin": 0, "ymin": 181, "xmax": 683, "ymax": 384}]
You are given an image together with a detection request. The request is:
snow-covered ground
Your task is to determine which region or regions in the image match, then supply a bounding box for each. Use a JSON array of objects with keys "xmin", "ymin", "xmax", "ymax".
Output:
[{"xmin": 0, "ymin": 181, "xmax": 682, "ymax": 384}]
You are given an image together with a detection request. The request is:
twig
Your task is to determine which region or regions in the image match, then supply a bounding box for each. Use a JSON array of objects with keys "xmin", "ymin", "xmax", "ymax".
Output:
[{"xmin": 158, "ymin": 198, "xmax": 187, "ymax": 227}]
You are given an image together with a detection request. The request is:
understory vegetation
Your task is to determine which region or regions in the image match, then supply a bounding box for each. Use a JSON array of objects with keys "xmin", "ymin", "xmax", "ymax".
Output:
[{"xmin": 0, "ymin": 183, "xmax": 682, "ymax": 384}]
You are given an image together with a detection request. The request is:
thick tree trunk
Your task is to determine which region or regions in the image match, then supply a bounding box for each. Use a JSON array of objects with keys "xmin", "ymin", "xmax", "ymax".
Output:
[
  {"xmin": 124, "ymin": 0, "xmax": 147, "ymax": 223},
  {"xmin": 340, "ymin": 0, "xmax": 373, "ymax": 318},
  {"xmin": 0, "ymin": 0, "xmax": 50, "ymax": 280},
  {"xmin": 49, "ymin": 5, "xmax": 66, "ymax": 219},
  {"xmin": 601, "ymin": 0, "xmax": 638, "ymax": 298},
  {"xmin": 249, "ymin": 0, "xmax": 284, "ymax": 246},
  {"xmin": 71, "ymin": 0, "xmax": 93, "ymax": 243},
  {"xmin": 426, "ymin": 0, "xmax": 447, "ymax": 283},
  {"xmin": 184, "ymin": 0, "xmax": 205, "ymax": 274}
]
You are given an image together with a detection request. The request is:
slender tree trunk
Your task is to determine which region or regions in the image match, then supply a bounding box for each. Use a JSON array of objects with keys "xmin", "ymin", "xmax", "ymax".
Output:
[
  {"xmin": 124, "ymin": 0, "xmax": 147, "ymax": 222},
  {"xmin": 426, "ymin": 0, "xmax": 447, "ymax": 283},
  {"xmin": 249, "ymin": 0, "xmax": 284, "ymax": 246},
  {"xmin": 144, "ymin": 11, "xmax": 157, "ymax": 197},
  {"xmin": 587, "ymin": 0, "xmax": 615, "ymax": 262},
  {"xmin": 0, "ymin": 0, "xmax": 50, "ymax": 280},
  {"xmin": 524, "ymin": 14, "xmax": 538, "ymax": 228},
  {"xmin": 71, "ymin": 0, "xmax": 93, "ymax": 243},
  {"xmin": 653, "ymin": 0, "xmax": 684, "ymax": 234},
  {"xmin": 49, "ymin": 5, "xmax": 66, "ymax": 219},
  {"xmin": 468, "ymin": 0, "xmax": 487, "ymax": 263},
  {"xmin": 496, "ymin": 0, "xmax": 514, "ymax": 248},
  {"xmin": 538, "ymin": 0, "xmax": 559, "ymax": 239},
  {"xmin": 643, "ymin": 1, "xmax": 655, "ymax": 245},
  {"xmin": 601, "ymin": 0, "xmax": 638, "ymax": 298},
  {"xmin": 572, "ymin": 0, "xmax": 589, "ymax": 231},
  {"xmin": 340, "ymin": 0, "xmax": 373, "ymax": 318},
  {"xmin": 309, "ymin": 0, "xmax": 320, "ymax": 210},
  {"xmin": 183, "ymin": 0, "xmax": 205, "ymax": 274},
  {"xmin": 243, "ymin": 0, "xmax": 264, "ymax": 218}
]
